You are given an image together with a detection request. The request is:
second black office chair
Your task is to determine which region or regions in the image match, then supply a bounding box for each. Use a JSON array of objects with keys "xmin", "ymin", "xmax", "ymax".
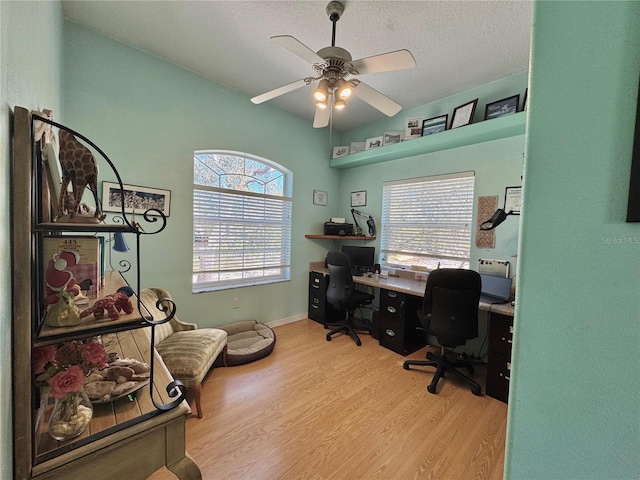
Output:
[
  {"xmin": 403, "ymin": 268, "xmax": 483, "ymax": 396},
  {"xmin": 325, "ymin": 251, "xmax": 374, "ymax": 346}
]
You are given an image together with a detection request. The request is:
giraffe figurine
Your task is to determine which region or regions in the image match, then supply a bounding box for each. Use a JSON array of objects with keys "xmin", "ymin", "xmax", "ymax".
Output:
[{"xmin": 57, "ymin": 130, "xmax": 104, "ymax": 221}]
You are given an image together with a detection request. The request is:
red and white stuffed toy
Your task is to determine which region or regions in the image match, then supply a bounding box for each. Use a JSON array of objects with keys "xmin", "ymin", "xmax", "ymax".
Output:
[
  {"xmin": 44, "ymin": 250, "xmax": 81, "ymax": 306},
  {"xmin": 79, "ymin": 290, "xmax": 134, "ymax": 321}
]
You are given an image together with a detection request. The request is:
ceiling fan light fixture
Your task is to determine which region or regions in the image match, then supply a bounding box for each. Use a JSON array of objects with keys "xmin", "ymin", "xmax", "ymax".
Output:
[
  {"xmin": 334, "ymin": 99, "xmax": 346, "ymax": 110},
  {"xmin": 336, "ymin": 79, "xmax": 353, "ymax": 99},
  {"xmin": 316, "ymin": 99, "xmax": 328, "ymax": 109},
  {"xmin": 313, "ymin": 79, "xmax": 329, "ymax": 102}
]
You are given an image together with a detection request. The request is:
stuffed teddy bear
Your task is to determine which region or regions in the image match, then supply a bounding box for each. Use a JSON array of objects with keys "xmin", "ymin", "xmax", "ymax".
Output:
[
  {"xmin": 44, "ymin": 250, "xmax": 81, "ymax": 306},
  {"xmin": 79, "ymin": 289, "xmax": 134, "ymax": 321}
]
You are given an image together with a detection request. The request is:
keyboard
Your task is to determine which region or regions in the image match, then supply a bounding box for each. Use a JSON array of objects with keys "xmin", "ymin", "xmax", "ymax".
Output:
[{"xmin": 351, "ymin": 268, "xmax": 364, "ymax": 277}]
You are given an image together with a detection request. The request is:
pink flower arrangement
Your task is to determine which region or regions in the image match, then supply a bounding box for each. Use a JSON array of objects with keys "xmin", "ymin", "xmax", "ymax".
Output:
[{"xmin": 34, "ymin": 337, "xmax": 108, "ymax": 399}]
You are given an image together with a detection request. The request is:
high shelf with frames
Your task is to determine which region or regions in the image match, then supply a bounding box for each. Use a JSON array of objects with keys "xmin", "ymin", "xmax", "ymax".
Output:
[{"xmin": 11, "ymin": 107, "xmax": 200, "ymax": 479}]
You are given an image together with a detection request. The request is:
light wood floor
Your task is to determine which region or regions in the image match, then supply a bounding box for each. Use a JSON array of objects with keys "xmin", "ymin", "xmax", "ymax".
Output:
[{"xmin": 149, "ymin": 319, "xmax": 507, "ymax": 480}]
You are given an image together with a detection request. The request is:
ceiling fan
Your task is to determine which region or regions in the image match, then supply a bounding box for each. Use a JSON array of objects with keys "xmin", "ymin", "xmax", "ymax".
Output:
[{"xmin": 250, "ymin": 1, "xmax": 416, "ymax": 128}]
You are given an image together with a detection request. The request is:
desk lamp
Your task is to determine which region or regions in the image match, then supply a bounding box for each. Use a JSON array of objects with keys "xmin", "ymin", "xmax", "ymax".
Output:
[
  {"xmin": 351, "ymin": 208, "xmax": 376, "ymax": 236},
  {"xmin": 479, "ymin": 208, "xmax": 515, "ymax": 230},
  {"xmin": 109, "ymin": 232, "xmax": 131, "ymax": 271}
]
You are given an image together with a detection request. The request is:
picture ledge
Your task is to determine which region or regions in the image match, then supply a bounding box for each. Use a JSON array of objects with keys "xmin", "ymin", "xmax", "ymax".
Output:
[{"xmin": 330, "ymin": 112, "xmax": 526, "ymax": 170}]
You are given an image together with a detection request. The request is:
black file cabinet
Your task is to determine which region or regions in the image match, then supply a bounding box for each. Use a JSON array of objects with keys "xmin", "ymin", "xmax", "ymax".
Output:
[
  {"xmin": 486, "ymin": 312, "xmax": 513, "ymax": 403},
  {"xmin": 308, "ymin": 271, "xmax": 343, "ymax": 324},
  {"xmin": 378, "ymin": 288, "xmax": 426, "ymax": 356}
]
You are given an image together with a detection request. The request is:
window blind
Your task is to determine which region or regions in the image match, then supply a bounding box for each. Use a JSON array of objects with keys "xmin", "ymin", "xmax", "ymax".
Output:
[
  {"xmin": 381, "ymin": 172, "xmax": 474, "ymax": 270},
  {"xmin": 193, "ymin": 185, "xmax": 291, "ymax": 291}
]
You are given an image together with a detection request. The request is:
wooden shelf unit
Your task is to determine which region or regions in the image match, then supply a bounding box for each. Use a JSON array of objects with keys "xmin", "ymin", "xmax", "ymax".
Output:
[{"xmin": 11, "ymin": 106, "xmax": 198, "ymax": 479}]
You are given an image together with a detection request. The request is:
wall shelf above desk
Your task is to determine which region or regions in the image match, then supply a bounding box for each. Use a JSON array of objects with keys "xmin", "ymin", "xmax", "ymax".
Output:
[
  {"xmin": 305, "ymin": 234, "xmax": 376, "ymax": 241},
  {"xmin": 330, "ymin": 112, "xmax": 526, "ymax": 170}
]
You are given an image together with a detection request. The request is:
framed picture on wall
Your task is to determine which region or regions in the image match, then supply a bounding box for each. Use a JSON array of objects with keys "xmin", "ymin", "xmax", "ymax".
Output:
[
  {"xmin": 351, "ymin": 190, "xmax": 367, "ymax": 207},
  {"xmin": 102, "ymin": 181, "xmax": 171, "ymax": 217},
  {"xmin": 313, "ymin": 190, "xmax": 328, "ymax": 206},
  {"xmin": 450, "ymin": 99, "xmax": 478, "ymax": 129},
  {"xmin": 504, "ymin": 186, "xmax": 522, "ymax": 214}
]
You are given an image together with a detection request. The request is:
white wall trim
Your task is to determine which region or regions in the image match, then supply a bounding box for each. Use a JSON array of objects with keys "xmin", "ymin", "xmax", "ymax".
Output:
[{"xmin": 266, "ymin": 313, "xmax": 307, "ymax": 328}]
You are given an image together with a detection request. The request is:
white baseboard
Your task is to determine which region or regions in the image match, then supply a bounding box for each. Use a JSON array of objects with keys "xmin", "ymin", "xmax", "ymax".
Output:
[{"xmin": 266, "ymin": 313, "xmax": 307, "ymax": 328}]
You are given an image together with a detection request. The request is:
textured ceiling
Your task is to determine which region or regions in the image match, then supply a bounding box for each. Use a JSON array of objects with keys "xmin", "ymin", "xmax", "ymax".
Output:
[{"xmin": 62, "ymin": 0, "xmax": 533, "ymax": 131}]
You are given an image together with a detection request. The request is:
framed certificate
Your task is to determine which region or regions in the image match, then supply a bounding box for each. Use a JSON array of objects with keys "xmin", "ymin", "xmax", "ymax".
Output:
[
  {"xmin": 504, "ymin": 186, "xmax": 522, "ymax": 214},
  {"xmin": 313, "ymin": 190, "xmax": 327, "ymax": 206},
  {"xmin": 350, "ymin": 190, "xmax": 367, "ymax": 207}
]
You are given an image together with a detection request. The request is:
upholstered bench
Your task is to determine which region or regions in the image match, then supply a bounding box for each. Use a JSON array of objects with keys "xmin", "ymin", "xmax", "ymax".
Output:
[
  {"xmin": 140, "ymin": 287, "xmax": 227, "ymax": 418},
  {"xmin": 214, "ymin": 320, "xmax": 276, "ymax": 366}
]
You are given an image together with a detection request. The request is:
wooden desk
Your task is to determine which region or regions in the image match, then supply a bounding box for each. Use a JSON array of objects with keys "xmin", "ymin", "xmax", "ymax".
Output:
[
  {"xmin": 309, "ymin": 262, "xmax": 515, "ymax": 402},
  {"xmin": 309, "ymin": 261, "xmax": 514, "ymax": 316},
  {"xmin": 32, "ymin": 329, "xmax": 201, "ymax": 480}
]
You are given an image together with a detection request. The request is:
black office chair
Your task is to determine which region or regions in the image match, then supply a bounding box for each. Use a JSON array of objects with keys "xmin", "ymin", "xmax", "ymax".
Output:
[
  {"xmin": 325, "ymin": 251, "xmax": 374, "ymax": 346},
  {"xmin": 403, "ymin": 268, "xmax": 483, "ymax": 396}
]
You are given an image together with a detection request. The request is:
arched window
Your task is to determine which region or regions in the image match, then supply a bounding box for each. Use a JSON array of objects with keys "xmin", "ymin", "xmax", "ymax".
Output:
[{"xmin": 193, "ymin": 150, "xmax": 292, "ymax": 292}]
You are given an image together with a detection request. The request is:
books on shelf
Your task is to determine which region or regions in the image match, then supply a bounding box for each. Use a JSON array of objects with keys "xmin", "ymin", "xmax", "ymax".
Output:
[{"xmin": 43, "ymin": 236, "xmax": 103, "ymax": 304}]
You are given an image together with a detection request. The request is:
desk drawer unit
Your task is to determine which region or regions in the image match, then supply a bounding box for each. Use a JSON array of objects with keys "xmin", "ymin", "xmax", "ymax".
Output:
[
  {"xmin": 308, "ymin": 271, "xmax": 343, "ymax": 324},
  {"xmin": 486, "ymin": 312, "xmax": 514, "ymax": 403},
  {"xmin": 378, "ymin": 288, "xmax": 425, "ymax": 356}
]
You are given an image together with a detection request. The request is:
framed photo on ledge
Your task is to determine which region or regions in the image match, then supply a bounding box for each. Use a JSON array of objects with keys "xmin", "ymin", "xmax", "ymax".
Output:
[
  {"xmin": 451, "ymin": 99, "xmax": 478, "ymax": 129},
  {"xmin": 422, "ymin": 115, "xmax": 448, "ymax": 136},
  {"xmin": 485, "ymin": 94, "xmax": 520, "ymax": 120}
]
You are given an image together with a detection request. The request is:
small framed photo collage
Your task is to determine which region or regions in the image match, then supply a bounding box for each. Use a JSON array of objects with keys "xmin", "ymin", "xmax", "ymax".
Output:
[{"xmin": 330, "ymin": 87, "xmax": 529, "ymax": 157}]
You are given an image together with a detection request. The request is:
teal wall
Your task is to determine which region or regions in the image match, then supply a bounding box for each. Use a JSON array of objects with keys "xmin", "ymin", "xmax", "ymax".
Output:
[
  {"xmin": 0, "ymin": 2, "xmax": 64, "ymax": 477},
  {"xmin": 505, "ymin": 2, "xmax": 640, "ymax": 479},
  {"xmin": 62, "ymin": 21, "xmax": 341, "ymax": 327},
  {"xmin": 334, "ymin": 73, "xmax": 528, "ymax": 274},
  {"xmin": 336, "ymin": 135, "xmax": 524, "ymax": 356},
  {"xmin": 4, "ymin": 2, "xmax": 638, "ymax": 479}
]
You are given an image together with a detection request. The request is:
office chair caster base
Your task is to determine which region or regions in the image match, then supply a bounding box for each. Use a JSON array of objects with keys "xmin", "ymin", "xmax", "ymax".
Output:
[
  {"xmin": 326, "ymin": 334, "xmax": 332, "ymax": 341},
  {"xmin": 471, "ymin": 385, "xmax": 482, "ymax": 396},
  {"xmin": 403, "ymin": 363, "xmax": 410, "ymax": 370},
  {"xmin": 427, "ymin": 384, "xmax": 437, "ymax": 394}
]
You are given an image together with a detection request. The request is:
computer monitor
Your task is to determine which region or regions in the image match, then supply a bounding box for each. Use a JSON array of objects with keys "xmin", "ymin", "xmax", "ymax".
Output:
[
  {"xmin": 341, "ymin": 246, "xmax": 375, "ymax": 271},
  {"xmin": 479, "ymin": 274, "xmax": 512, "ymax": 304}
]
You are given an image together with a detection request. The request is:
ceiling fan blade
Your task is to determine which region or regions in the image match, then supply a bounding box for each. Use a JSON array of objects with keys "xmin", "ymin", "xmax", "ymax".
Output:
[
  {"xmin": 353, "ymin": 81, "xmax": 402, "ymax": 117},
  {"xmin": 251, "ymin": 78, "xmax": 313, "ymax": 104},
  {"xmin": 350, "ymin": 49, "xmax": 416, "ymax": 75},
  {"xmin": 271, "ymin": 35, "xmax": 325, "ymax": 65},
  {"xmin": 313, "ymin": 104, "xmax": 330, "ymax": 128}
]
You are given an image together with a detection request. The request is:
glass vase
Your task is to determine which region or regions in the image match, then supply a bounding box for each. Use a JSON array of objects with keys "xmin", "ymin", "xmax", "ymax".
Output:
[{"xmin": 48, "ymin": 388, "xmax": 93, "ymax": 441}]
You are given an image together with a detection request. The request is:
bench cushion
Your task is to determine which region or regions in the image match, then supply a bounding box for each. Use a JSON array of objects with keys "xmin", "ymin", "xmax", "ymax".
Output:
[
  {"xmin": 155, "ymin": 328, "xmax": 227, "ymax": 388},
  {"xmin": 216, "ymin": 320, "xmax": 276, "ymax": 366}
]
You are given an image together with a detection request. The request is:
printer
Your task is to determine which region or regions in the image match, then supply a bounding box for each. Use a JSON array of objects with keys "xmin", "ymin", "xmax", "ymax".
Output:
[{"xmin": 324, "ymin": 222, "xmax": 354, "ymax": 236}]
